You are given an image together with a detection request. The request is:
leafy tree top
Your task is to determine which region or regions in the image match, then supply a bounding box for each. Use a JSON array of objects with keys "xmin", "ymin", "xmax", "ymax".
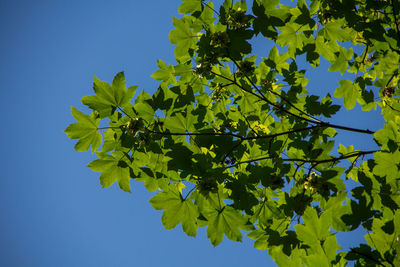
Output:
[{"xmin": 65, "ymin": 0, "xmax": 400, "ymax": 265}]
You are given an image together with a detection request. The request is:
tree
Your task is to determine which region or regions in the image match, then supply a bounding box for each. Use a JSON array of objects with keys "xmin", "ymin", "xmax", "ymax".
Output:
[{"xmin": 65, "ymin": 0, "xmax": 400, "ymax": 265}]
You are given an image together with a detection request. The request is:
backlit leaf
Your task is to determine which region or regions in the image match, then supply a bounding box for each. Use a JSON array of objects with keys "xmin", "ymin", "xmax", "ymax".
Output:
[{"xmin": 64, "ymin": 107, "xmax": 102, "ymax": 153}]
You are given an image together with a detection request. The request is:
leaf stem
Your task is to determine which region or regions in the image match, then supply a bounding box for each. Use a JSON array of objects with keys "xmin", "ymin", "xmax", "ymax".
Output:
[
  {"xmin": 118, "ymin": 107, "xmax": 132, "ymax": 119},
  {"xmin": 203, "ymin": 2, "xmax": 220, "ymax": 16},
  {"xmin": 362, "ymin": 45, "xmax": 369, "ymax": 64},
  {"xmin": 97, "ymin": 126, "xmax": 121, "ymax": 130},
  {"xmin": 183, "ymin": 185, "xmax": 197, "ymax": 200}
]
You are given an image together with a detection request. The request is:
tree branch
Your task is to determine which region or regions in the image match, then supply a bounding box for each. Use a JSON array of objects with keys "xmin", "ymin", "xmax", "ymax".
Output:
[
  {"xmin": 148, "ymin": 129, "xmax": 243, "ymax": 139},
  {"xmin": 148, "ymin": 125, "xmax": 325, "ymax": 142},
  {"xmin": 229, "ymin": 56, "xmax": 323, "ymax": 123},
  {"xmin": 227, "ymin": 150, "xmax": 377, "ymax": 168},
  {"xmin": 210, "ymin": 69, "xmax": 375, "ymax": 135}
]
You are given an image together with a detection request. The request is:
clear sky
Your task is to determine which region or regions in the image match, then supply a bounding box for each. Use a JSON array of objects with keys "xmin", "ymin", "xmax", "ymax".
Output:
[{"xmin": 0, "ymin": 1, "xmax": 384, "ymax": 266}]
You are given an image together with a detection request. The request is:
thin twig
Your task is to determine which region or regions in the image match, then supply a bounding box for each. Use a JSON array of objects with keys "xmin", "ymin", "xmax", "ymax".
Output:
[{"xmin": 229, "ymin": 56, "xmax": 322, "ymax": 123}]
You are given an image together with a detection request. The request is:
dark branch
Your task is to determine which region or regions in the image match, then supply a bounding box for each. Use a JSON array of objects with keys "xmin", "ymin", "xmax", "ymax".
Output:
[
  {"xmin": 229, "ymin": 56, "xmax": 322, "ymax": 123},
  {"xmin": 149, "ymin": 125, "xmax": 324, "ymax": 142},
  {"xmin": 211, "ymin": 68, "xmax": 375, "ymax": 135},
  {"xmin": 148, "ymin": 129, "xmax": 243, "ymax": 139},
  {"xmin": 227, "ymin": 150, "xmax": 377, "ymax": 168}
]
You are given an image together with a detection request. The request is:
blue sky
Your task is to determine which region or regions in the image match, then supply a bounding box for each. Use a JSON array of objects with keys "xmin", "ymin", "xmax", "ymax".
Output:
[{"xmin": 0, "ymin": 1, "xmax": 384, "ymax": 266}]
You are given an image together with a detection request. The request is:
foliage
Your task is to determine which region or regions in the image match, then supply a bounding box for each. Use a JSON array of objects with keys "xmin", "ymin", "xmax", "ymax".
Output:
[{"xmin": 65, "ymin": 0, "xmax": 400, "ymax": 265}]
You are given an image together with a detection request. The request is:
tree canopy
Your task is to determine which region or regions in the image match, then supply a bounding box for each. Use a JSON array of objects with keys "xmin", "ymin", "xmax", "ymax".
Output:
[{"xmin": 65, "ymin": 0, "xmax": 400, "ymax": 265}]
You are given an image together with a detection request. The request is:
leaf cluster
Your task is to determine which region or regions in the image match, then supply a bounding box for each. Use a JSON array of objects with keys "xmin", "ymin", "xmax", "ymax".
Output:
[{"xmin": 66, "ymin": 0, "xmax": 400, "ymax": 265}]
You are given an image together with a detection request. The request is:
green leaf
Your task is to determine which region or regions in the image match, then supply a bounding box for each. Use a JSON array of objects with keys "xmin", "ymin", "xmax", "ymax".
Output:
[
  {"xmin": 323, "ymin": 235, "xmax": 341, "ymax": 261},
  {"xmin": 247, "ymin": 229, "xmax": 269, "ymax": 250},
  {"xmin": 81, "ymin": 72, "xmax": 137, "ymax": 117},
  {"xmin": 338, "ymin": 144, "xmax": 354, "ymax": 158},
  {"xmin": 266, "ymin": 46, "xmax": 289, "ymax": 72},
  {"xmin": 134, "ymin": 102, "xmax": 155, "ymax": 122},
  {"xmin": 169, "ymin": 17, "xmax": 197, "ymax": 62},
  {"xmin": 64, "ymin": 107, "xmax": 102, "ymax": 153},
  {"xmin": 373, "ymin": 151, "xmax": 400, "ymax": 182},
  {"xmin": 164, "ymin": 111, "xmax": 195, "ymax": 132},
  {"xmin": 315, "ymin": 36, "xmax": 337, "ymax": 62},
  {"xmin": 252, "ymin": 199, "xmax": 283, "ymax": 226},
  {"xmin": 294, "ymin": 207, "xmax": 331, "ymax": 246},
  {"xmin": 374, "ymin": 120, "xmax": 400, "ymax": 151},
  {"xmin": 333, "ymin": 79, "xmax": 360, "ymax": 110},
  {"xmin": 150, "ymin": 187, "xmax": 199, "ymax": 236},
  {"xmin": 227, "ymin": 29, "xmax": 253, "ymax": 59},
  {"xmin": 276, "ymin": 24, "xmax": 301, "ymax": 58},
  {"xmin": 328, "ymin": 47, "xmax": 353, "ymax": 75},
  {"xmin": 178, "ymin": 0, "xmax": 202, "ymax": 14},
  {"xmin": 205, "ymin": 206, "xmax": 248, "ymax": 246},
  {"xmin": 151, "ymin": 60, "xmax": 177, "ymax": 85},
  {"xmin": 323, "ymin": 192, "xmax": 351, "ymax": 231},
  {"xmin": 88, "ymin": 153, "xmax": 131, "ymax": 192},
  {"xmin": 321, "ymin": 20, "xmax": 351, "ymax": 42}
]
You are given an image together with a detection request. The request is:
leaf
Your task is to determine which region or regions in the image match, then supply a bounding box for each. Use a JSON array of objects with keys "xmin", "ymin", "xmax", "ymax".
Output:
[
  {"xmin": 247, "ymin": 229, "xmax": 269, "ymax": 250},
  {"xmin": 205, "ymin": 206, "xmax": 248, "ymax": 246},
  {"xmin": 321, "ymin": 20, "xmax": 351, "ymax": 42},
  {"xmin": 276, "ymin": 24, "xmax": 301, "ymax": 58},
  {"xmin": 150, "ymin": 187, "xmax": 199, "ymax": 236},
  {"xmin": 328, "ymin": 47, "xmax": 353, "ymax": 75},
  {"xmin": 374, "ymin": 120, "xmax": 400, "ymax": 151},
  {"xmin": 164, "ymin": 111, "xmax": 195, "ymax": 132},
  {"xmin": 134, "ymin": 102, "xmax": 155, "ymax": 122},
  {"xmin": 227, "ymin": 29, "xmax": 253, "ymax": 59},
  {"xmin": 88, "ymin": 153, "xmax": 131, "ymax": 192},
  {"xmin": 338, "ymin": 144, "xmax": 354, "ymax": 159},
  {"xmin": 323, "ymin": 192, "xmax": 351, "ymax": 231},
  {"xmin": 323, "ymin": 235, "xmax": 341, "ymax": 261},
  {"xmin": 364, "ymin": 212, "xmax": 397, "ymax": 258},
  {"xmin": 315, "ymin": 35, "xmax": 337, "ymax": 62},
  {"xmin": 64, "ymin": 107, "xmax": 102, "ymax": 153},
  {"xmin": 294, "ymin": 207, "xmax": 331, "ymax": 247},
  {"xmin": 81, "ymin": 72, "xmax": 137, "ymax": 117},
  {"xmin": 178, "ymin": 0, "xmax": 202, "ymax": 14},
  {"xmin": 266, "ymin": 46, "xmax": 289, "ymax": 72},
  {"xmin": 169, "ymin": 17, "xmax": 197, "ymax": 62},
  {"xmin": 373, "ymin": 151, "xmax": 400, "ymax": 182},
  {"xmin": 151, "ymin": 60, "xmax": 177, "ymax": 85},
  {"xmin": 252, "ymin": 199, "xmax": 283, "ymax": 226},
  {"xmin": 333, "ymin": 79, "xmax": 360, "ymax": 110}
]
